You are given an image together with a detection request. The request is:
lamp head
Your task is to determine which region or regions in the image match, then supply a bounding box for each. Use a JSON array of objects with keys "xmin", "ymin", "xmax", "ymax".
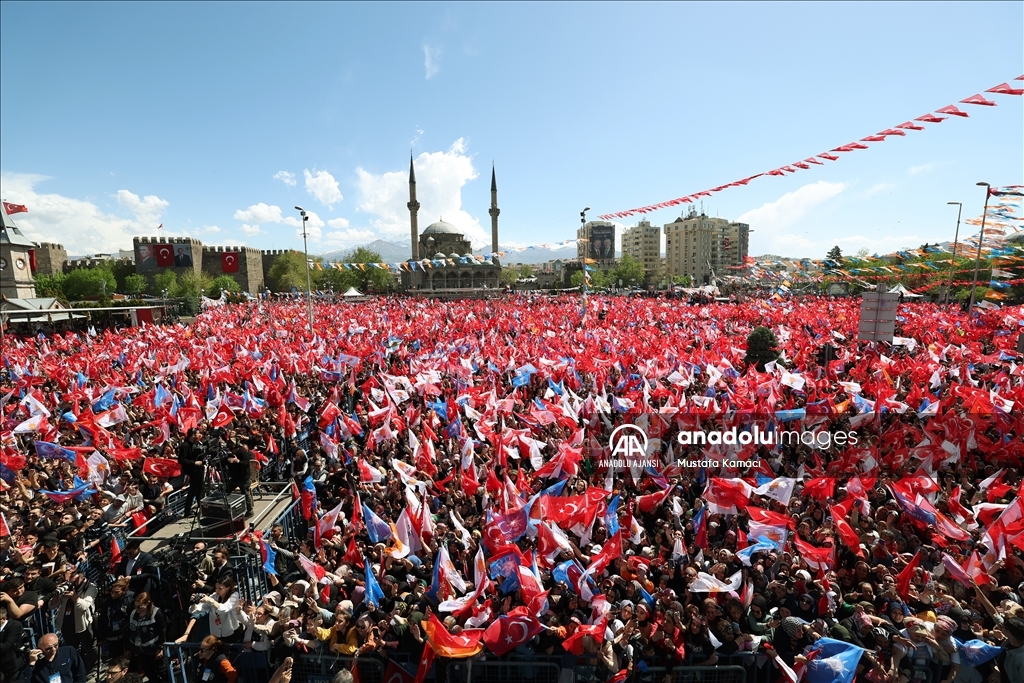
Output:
[
  {"xmin": 976, "ymin": 182, "xmax": 990, "ymax": 187},
  {"xmin": 947, "ymin": 202, "xmax": 960, "ymax": 206},
  {"xmin": 295, "ymin": 206, "xmax": 304, "ymax": 212}
]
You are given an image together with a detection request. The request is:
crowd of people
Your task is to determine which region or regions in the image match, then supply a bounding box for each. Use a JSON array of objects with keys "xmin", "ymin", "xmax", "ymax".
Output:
[{"xmin": 0, "ymin": 294, "xmax": 1023, "ymax": 683}]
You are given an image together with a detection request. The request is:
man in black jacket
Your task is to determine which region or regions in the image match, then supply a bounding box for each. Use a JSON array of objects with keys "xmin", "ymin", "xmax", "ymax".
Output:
[
  {"xmin": 224, "ymin": 444, "xmax": 253, "ymax": 518},
  {"xmin": 27, "ymin": 634, "xmax": 86, "ymax": 683},
  {"xmin": 177, "ymin": 428, "xmax": 207, "ymax": 517},
  {"xmin": 0, "ymin": 606, "xmax": 25, "ymax": 683},
  {"xmin": 115, "ymin": 541, "xmax": 158, "ymax": 597}
]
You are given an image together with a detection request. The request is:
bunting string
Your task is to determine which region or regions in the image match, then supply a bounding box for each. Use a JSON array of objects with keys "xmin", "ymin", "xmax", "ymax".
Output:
[{"xmin": 597, "ymin": 78, "xmax": 1024, "ymax": 220}]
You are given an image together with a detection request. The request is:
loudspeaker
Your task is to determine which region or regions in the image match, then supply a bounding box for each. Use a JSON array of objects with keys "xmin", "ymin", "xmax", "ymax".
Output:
[
  {"xmin": 198, "ymin": 515, "xmax": 246, "ymax": 537},
  {"xmin": 200, "ymin": 493, "xmax": 246, "ymax": 521}
]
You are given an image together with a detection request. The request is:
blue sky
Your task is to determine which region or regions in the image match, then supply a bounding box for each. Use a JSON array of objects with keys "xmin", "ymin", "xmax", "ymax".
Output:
[{"xmin": 1, "ymin": 2, "xmax": 1021, "ymax": 259}]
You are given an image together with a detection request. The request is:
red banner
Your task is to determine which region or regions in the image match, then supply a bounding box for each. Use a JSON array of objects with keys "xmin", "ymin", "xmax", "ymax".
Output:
[
  {"xmin": 27, "ymin": 249, "xmax": 36, "ymax": 273},
  {"xmin": 154, "ymin": 244, "xmax": 174, "ymax": 267},
  {"xmin": 222, "ymin": 252, "xmax": 240, "ymax": 273}
]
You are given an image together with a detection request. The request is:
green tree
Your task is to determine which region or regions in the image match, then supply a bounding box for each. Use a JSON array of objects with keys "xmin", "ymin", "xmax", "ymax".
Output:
[
  {"xmin": 612, "ymin": 254, "xmax": 644, "ymax": 288},
  {"xmin": 177, "ymin": 270, "xmax": 214, "ymax": 298},
  {"xmin": 267, "ymin": 251, "xmax": 309, "ymax": 293},
  {"xmin": 745, "ymin": 326, "xmax": 780, "ymax": 372},
  {"xmin": 517, "ymin": 264, "xmax": 535, "ymax": 278},
  {"xmin": 826, "ymin": 246, "xmax": 843, "ymax": 262},
  {"xmin": 123, "ymin": 274, "xmax": 147, "ymax": 297},
  {"xmin": 63, "ymin": 268, "xmax": 117, "ymax": 301},
  {"xmin": 209, "ymin": 275, "xmax": 241, "ymax": 299},
  {"xmin": 340, "ymin": 247, "xmax": 395, "ymax": 292},
  {"xmin": 152, "ymin": 270, "xmax": 178, "ymax": 296},
  {"xmin": 569, "ymin": 271, "xmax": 585, "ymax": 288},
  {"xmin": 34, "ymin": 272, "xmax": 68, "ymax": 300},
  {"xmin": 501, "ymin": 267, "xmax": 520, "ymax": 286},
  {"xmin": 109, "ymin": 260, "xmax": 137, "ymax": 291}
]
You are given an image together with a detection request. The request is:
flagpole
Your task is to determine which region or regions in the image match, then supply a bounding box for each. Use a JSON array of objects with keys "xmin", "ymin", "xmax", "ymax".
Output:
[
  {"xmin": 966, "ymin": 182, "xmax": 990, "ymax": 317},
  {"xmin": 944, "ymin": 201, "xmax": 962, "ymax": 305},
  {"xmin": 580, "ymin": 207, "xmax": 589, "ymax": 326},
  {"xmin": 295, "ymin": 206, "xmax": 315, "ymax": 334}
]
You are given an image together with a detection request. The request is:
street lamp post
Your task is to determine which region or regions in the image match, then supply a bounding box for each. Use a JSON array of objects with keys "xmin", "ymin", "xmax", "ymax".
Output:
[
  {"xmin": 945, "ymin": 201, "xmax": 962, "ymax": 305},
  {"xmin": 294, "ymin": 206, "xmax": 314, "ymax": 334},
  {"xmin": 967, "ymin": 183, "xmax": 991, "ymax": 317},
  {"xmin": 580, "ymin": 207, "xmax": 590, "ymax": 321}
]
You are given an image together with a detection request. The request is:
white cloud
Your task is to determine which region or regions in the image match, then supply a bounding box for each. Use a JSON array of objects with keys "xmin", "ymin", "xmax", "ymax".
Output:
[
  {"xmin": 908, "ymin": 163, "xmax": 936, "ymax": 176},
  {"xmin": 116, "ymin": 189, "xmax": 170, "ymax": 227},
  {"xmin": 0, "ymin": 172, "xmax": 173, "ymax": 255},
  {"xmin": 327, "ymin": 217, "xmax": 350, "ymax": 229},
  {"xmin": 423, "ymin": 43, "xmax": 442, "ymax": 79},
  {"xmin": 737, "ymin": 181, "xmax": 847, "ymax": 234},
  {"xmin": 324, "ymin": 228, "xmax": 377, "ymax": 249},
  {"xmin": 411, "ymin": 128, "xmax": 424, "ymax": 147},
  {"xmin": 304, "ymin": 169, "xmax": 343, "ymax": 208},
  {"xmin": 204, "ymin": 225, "xmax": 221, "ymax": 234},
  {"xmin": 239, "ymin": 224, "xmax": 261, "ymax": 236},
  {"xmin": 356, "ymin": 138, "xmax": 487, "ymax": 248},
  {"xmin": 274, "ymin": 170, "xmax": 297, "ymax": 187},
  {"xmin": 864, "ymin": 183, "xmax": 896, "ymax": 195}
]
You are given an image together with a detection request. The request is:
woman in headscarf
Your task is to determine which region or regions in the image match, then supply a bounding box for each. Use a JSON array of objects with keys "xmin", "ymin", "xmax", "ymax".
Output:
[
  {"xmin": 770, "ymin": 617, "xmax": 818, "ymax": 666},
  {"xmin": 744, "ymin": 596, "xmax": 775, "ymax": 636}
]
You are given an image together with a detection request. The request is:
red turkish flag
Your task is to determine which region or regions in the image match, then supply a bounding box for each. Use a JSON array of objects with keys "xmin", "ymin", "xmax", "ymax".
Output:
[
  {"xmin": 27, "ymin": 249, "xmax": 36, "ymax": 272},
  {"xmin": 896, "ymin": 550, "xmax": 922, "ymax": 600},
  {"xmin": 143, "ymin": 457, "xmax": 182, "ymax": 479},
  {"xmin": 155, "ymin": 243, "xmax": 174, "ymax": 267},
  {"xmin": 384, "ymin": 661, "xmax": 416, "ymax": 683},
  {"xmin": 212, "ymin": 404, "xmax": 235, "ymax": 429},
  {"xmin": 483, "ymin": 606, "xmax": 544, "ymax": 656},
  {"xmin": 2, "ymin": 202, "xmax": 27, "ymax": 215},
  {"xmin": 222, "ymin": 252, "xmax": 240, "ymax": 273}
]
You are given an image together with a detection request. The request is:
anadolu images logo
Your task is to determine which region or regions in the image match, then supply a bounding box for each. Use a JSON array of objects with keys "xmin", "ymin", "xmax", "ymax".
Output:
[{"xmin": 609, "ymin": 424, "xmax": 649, "ymax": 460}]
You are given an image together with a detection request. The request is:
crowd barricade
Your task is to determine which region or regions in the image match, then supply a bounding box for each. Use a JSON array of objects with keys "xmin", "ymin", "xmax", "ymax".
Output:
[
  {"xmin": 231, "ymin": 551, "xmax": 270, "ymax": 606},
  {"xmin": 636, "ymin": 666, "xmax": 748, "ymax": 683},
  {"xmin": 163, "ymin": 643, "xmax": 386, "ymax": 683},
  {"xmin": 270, "ymin": 498, "xmax": 305, "ymax": 540},
  {"xmin": 446, "ymin": 659, "xmax": 561, "ymax": 683}
]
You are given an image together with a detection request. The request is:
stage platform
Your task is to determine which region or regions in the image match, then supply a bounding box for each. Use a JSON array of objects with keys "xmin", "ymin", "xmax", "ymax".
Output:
[{"xmin": 134, "ymin": 483, "xmax": 297, "ymax": 553}]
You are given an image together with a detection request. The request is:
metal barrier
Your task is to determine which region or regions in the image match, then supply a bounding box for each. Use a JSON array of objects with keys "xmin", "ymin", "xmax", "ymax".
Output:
[
  {"xmin": 636, "ymin": 666, "xmax": 748, "ymax": 683},
  {"xmin": 271, "ymin": 497, "xmax": 306, "ymax": 540},
  {"xmin": 164, "ymin": 643, "xmax": 385, "ymax": 683},
  {"xmin": 231, "ymin": 552, "xmax": 269, "ymax": 606},
  {"xmin": 446, "ymin": 660, "xmax": 561, "ymax": 683}
]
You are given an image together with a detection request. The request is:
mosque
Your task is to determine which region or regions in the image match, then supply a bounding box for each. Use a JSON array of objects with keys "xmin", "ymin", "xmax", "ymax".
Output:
[{"xmin": 400, "ymin": 156, "xmax": 503, "ymax": 290}]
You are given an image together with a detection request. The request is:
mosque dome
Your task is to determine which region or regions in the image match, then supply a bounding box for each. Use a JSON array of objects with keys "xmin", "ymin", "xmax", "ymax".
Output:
[
  {"xmin": 434, "ymin": 252, "xmax": 446, "ymax": 259},
  {"xmin": 422, "ymin": 220, "xmax": 460, "ymax": 235}
]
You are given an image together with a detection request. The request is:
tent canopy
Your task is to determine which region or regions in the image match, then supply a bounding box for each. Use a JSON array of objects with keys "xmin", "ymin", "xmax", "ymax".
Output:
[
  {"xmin": 343, "ymin": 287, "xmax": 364, "ymax": 297},
  {"xmin": 888, "ymin": 283, "xmax": 922, "ymax": 298}
]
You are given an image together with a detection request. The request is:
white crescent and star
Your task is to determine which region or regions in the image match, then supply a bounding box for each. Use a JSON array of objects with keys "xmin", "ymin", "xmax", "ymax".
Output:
[{"xmin": 157, "ymin": 246, "xmax": 172, "ymax": 260}]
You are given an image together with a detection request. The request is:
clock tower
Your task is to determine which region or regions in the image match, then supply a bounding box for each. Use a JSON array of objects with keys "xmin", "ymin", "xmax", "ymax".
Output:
[{"xmin": 1, "ymin": 210, "xmax": 39, "ymax": 299}]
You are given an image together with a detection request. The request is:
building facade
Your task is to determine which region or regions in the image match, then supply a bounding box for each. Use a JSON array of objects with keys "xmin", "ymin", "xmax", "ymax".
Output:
[
  {"xmin": 621, "ymin": 219, "xmax": 661, "ymax": 280},
  {"xmin": 663, "ymin": 210, "xmax": 749, "ymax": 284}
]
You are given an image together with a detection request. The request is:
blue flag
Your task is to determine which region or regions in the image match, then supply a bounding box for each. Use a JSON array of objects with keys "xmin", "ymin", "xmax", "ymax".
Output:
[
  {"xmin": 603, "ymin": 495, "xmax": 620, "ymax": 536},
  {"xmin": 955, "ymin": 639, "xmax": 1002, "ymax": 668},
  {"xmin": 736, "ymin": 538, "xmax": 777, "ymax": 567},
  {"xmin": 260, "ymin": 540, "xmax": 278, "ymax": 576},
  {"xmin": 362, "ymin": 504, "xmax": 392, "ymax": 544},
  {"xmin": 364, "ymin": 558, "xmax": 385, "ymax": 607},
  {"xmin": 34, "ymin": 441, "xmax": 77, "ymax": 464},
  {"xmin": 92, "ymin": 388, "xmax": 116, "ymax": 412},
  {"xmin": 804, "ymin": 638, "xmax": 864, "ymax": 683}
]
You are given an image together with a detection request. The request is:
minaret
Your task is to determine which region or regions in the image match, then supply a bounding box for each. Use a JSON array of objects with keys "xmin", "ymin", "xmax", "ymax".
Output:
[
  {"xmin": 407, "ymin": 153, "xmax": 420, "ymax": 261},
  {"xmin": 488, "ymin": 163, "xmax": 500, "ymax": 257}
]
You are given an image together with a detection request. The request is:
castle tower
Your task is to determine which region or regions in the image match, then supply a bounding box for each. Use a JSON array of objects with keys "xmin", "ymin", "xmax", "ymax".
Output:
[
  {"xmin": 489, "ymin": 164, "xmax": 500, "ymax": 257},
  {"xmin": 0, "ymin": 211, "xmax": 39, "ymax": 299},
  {"xmin": 408, "ymin": 154, "xmax": 420, "ymax": 261}
]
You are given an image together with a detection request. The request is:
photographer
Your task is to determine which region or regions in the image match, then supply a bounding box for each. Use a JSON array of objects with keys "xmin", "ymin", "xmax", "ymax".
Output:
[
  {"xmin": 179, "ymin": 576, "xmax": 242, "ymax": 644},
  {"xmin": 177, "ymin": 429, "xmax": 207, "ymax": 518},
  {"xmin": 50, "ymin": 570, "xmax": 97, "ymax": 672}
]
